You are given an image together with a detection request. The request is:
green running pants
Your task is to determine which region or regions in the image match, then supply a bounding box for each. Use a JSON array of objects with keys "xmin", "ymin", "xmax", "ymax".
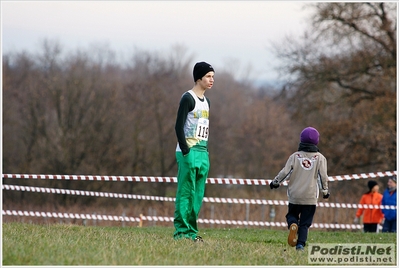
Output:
[{"xmin": 173, "ymin": 149, "xmax": 210, "ymax": 240}]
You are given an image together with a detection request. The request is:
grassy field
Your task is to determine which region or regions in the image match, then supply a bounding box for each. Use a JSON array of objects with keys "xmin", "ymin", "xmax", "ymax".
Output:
[{"xmin": 2, "ymin": 222, "xmax": 397, "ymax": 266}]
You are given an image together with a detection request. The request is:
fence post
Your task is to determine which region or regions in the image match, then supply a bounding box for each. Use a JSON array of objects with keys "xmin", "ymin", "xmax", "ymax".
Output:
[
  {"xmin": 211, "ymin": 205, "xmax": 214, "ymax": 228},
  {"xmin": 148, "ymin": 208, "xmax": 152, "ymax": 226},
  {"xmin": 246, "ymin": 203, "xmax": 250, "ymax": 222},
  {"xmin": 261, "ymin": 204, "xmax": 265, "ymax": 222},
  {"xmin": 269, "ymin": 206, "xmax": 276, "ymax": 227}
]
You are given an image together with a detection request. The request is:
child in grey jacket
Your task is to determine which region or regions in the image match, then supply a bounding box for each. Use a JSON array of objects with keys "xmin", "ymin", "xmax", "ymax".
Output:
[{"xmin": 270, "ymin": 126, "xmax": 330, "ymax": 251}]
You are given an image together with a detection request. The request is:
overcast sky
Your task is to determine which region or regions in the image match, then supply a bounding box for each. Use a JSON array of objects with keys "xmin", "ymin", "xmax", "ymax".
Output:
[{"xmin": 2, "ymin": 1, "xmax": 313, "ymax": 83}]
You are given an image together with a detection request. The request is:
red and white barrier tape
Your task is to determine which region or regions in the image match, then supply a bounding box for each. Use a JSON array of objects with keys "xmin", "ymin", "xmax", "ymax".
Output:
[
  {"xmin": 2, "ymin": 184, "xmax": 174, "ymax": 202},
  {"xmin": 2, "ymin": 210, "xmax": 140, "ymax": 222},
  {"xmin": 3, "ymin": 184, "xmax": 396, "ymax": 210},
  {"xmin": 2, "ymin": 210, "xmax": 362, "ymax": 229},
  {"xmin": 2, "ymin": 170, "xmax": 396, "ymax": 185}
]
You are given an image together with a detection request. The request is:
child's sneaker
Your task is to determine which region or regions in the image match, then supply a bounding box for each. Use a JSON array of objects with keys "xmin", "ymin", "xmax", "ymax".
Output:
[
  {"xmin": 296, "ymin": 244, "xmax": 305, "ymax": 251},
  {"xmin": 288, "ymin": 223, "xmax": 298, "ymax": 247}
]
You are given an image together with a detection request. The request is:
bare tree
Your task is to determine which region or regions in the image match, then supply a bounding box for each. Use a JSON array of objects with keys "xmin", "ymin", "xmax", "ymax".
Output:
[{"xmin": 272, "ymin": 2, "xmax": 396, "ymax": 174}]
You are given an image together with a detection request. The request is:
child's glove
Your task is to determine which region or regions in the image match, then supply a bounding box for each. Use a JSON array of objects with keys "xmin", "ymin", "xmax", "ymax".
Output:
[
  {"xmin": 269, "ymin": 181, "xmax": 280, "ymax": 189},
  {"xmin": 322, "ymin": 190, "xmax": 330, "ymax": 199}
]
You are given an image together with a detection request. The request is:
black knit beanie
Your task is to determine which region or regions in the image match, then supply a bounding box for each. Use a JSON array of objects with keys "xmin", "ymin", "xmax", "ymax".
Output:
[
  {"xmin": 193, "ymin": 62, "xmax": 214, "ymax": 82},
  {"xmin": 368, "ymin": 180, "xmax": 378, "ymax": 191}
]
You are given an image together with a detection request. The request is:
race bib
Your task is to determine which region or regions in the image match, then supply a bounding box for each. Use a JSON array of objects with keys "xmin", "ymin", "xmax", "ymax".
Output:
[{"xmin": 195, "ymin": 118, "xmax": 209, "ymax": 141}]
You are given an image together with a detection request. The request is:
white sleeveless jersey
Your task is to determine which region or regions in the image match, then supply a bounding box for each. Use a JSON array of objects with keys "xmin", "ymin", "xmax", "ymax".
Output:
[{"xmin": 176, "ymin": 90, "xmax": 210, "ymax": 151}]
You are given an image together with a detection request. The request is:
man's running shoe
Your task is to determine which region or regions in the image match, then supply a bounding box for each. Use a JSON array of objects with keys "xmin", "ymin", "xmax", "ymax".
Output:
[{"xmin": 194, "ymin": 236, "xmax": 204, "ymax": 242}]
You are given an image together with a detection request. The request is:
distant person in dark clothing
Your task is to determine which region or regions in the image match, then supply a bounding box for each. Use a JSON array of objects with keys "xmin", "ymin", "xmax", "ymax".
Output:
[{"xmin": 381, "ymin": 176, "xmax": 397, "ymax": 233}]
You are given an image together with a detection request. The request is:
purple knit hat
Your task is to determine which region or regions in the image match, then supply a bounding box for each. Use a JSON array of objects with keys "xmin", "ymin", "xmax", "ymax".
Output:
[{"xmin": 300, "ymin": 127, "xmax": 320, "ymax": 145}]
